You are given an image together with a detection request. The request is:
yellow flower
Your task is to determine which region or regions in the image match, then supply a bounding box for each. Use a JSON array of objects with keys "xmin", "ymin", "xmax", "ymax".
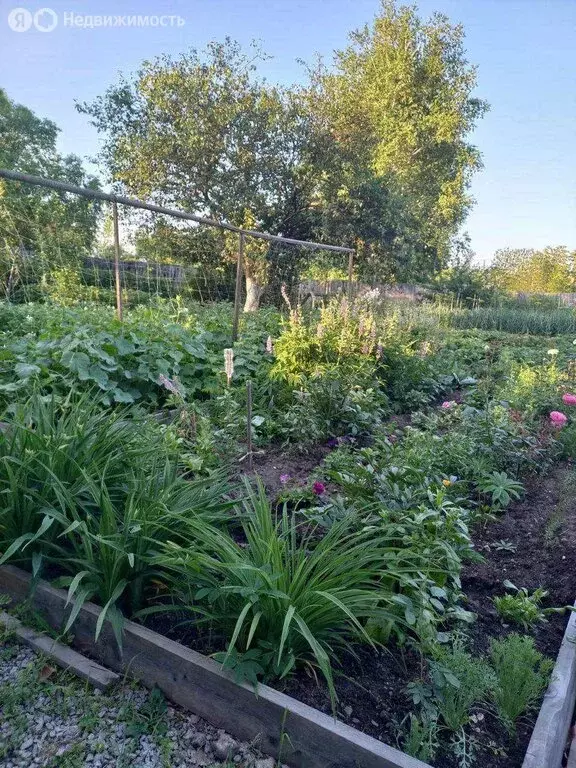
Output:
[{"xmin": 442, "ymin": 479, "xmax": 451, "ymax": 487}]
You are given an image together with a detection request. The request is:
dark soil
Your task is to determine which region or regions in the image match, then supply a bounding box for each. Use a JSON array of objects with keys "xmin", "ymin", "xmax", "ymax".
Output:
[
  {"xmin": 279, "ymin": 463, "xmax": 576, "ymax": 767},
  {"xmin": 146, "ymin": 461, "xmax": 576, "ymax": 768},
  {"xmin": 457, "ymin": 462, "xmax": 576, "ymax": 768},
  {"xmin": 238, "ymin": 441, "xmax": 331, "ymax": 498}
]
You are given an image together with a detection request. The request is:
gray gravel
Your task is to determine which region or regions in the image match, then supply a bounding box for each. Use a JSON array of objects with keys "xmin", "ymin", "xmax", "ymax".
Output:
[{"xmin": 0, "ymin": 641, "xmax": 275, "ymax": 767}]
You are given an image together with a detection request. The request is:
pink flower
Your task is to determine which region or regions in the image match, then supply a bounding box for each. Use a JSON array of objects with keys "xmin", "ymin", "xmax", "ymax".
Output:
[
  {"xmin": 441, "ymin": 401, "xmax": 456, "ymax": 410},
  {"xmin": 550, "ymin": 411, "xmax": 568, "ymax": 428},
  {"xmin": 279, "ymin": 473, "xmax": 290, "ymax": 485},
  {"xmin": 312, "ymin": 481, "xmax": 326, "ymax": 496},
  {"xmin": 563, "ymin": 393, "xmax": 576, "ymax": 406}
]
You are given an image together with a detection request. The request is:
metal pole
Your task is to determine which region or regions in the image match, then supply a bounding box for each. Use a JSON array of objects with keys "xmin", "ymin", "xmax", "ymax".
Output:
[
  {"xmin": 112, "ymin": 201, "xmax": 123, "ymax": 322},
  {"xmin": 232, "ymin": 232, "xmax": 244, "ymax": 342},
  {"xmin": 0, "ymin": 169, "xmax": 354, "ymax": 255},
  {"xmin": 347, "ymin": 251, "xmax": 354, "ymax": 302},
  {"xmin": 246, "ymin": 379, "xmax": 253, "ymax": 472}
]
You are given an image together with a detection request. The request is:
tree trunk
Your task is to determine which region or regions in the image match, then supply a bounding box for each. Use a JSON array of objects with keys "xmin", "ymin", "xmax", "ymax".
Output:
[{"xmin": 244, "ymin": 275, "xmax": 264, "ymax": 312}]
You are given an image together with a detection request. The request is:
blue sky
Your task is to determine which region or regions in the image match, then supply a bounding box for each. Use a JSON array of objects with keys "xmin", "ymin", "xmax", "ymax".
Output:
[{"xmin": 1, "ymin": 0, "xmax": 575, "ymax": 263}]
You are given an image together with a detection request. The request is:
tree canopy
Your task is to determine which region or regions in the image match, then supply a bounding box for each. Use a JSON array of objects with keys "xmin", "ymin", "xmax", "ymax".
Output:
[
  {"xmin": 309, "ymin": 0, "xmax": 488, "ymax": 270},
  {"xmin": 491, "ymin": 246, "xmax": 576, "ymax": 294},
  {"xmin": 0, "ymin": 88, "xmax": 100, "ymax": 297},
  {"xmin": 76, "ymin": 1, "xmax": 487, "ymax": 307}
]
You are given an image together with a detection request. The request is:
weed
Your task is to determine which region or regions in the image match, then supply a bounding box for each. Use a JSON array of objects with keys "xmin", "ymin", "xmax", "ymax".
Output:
[
  {"xmin": 401, "ymin": 713, "xmax": 439, "ymax": 762},
  {"xmin": 489, "ymin": 540, "xmax": 517, "ymax": 553},
  {"xmin": 493, "ymin": 582, "xmax": 551, "ymax": 628}
]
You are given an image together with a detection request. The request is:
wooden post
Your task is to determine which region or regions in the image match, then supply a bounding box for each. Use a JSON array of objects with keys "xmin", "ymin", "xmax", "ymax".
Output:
[
  {"xmin": 232, "ymin": 232, "xmax": 244, "ymax": 342},
  {"xmin": 347, "ymin": 250, "xmax": 354, "ymax": 303},
  {"xmin": 112, "ymin": 200, "xmax": 123, "ymax": 321},
  {"xmin": 246, "ymin": 379, "xmax": 253, "ymax": 471}
]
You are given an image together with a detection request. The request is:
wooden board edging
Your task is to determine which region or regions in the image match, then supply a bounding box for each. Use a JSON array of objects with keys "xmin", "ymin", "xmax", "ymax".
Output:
[
  {"xmin": 0, "ymin": 610, "xmax": 119, "ymax": 689},
  {"xmin": 522, "ymin": 601, "xmax": 576, "ymax": 768},
  {"xmin": 0, "ymin": 565, "xmax": 430, "ymax": 768}
]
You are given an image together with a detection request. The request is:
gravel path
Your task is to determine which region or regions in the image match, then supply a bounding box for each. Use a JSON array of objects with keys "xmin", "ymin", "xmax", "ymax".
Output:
[{"xmin": 0, "ymin": 639, "xmax": 276, "ymax": 768}]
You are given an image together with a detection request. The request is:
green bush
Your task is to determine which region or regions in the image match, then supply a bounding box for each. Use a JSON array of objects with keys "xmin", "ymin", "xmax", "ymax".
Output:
[
  {"xmin": 271, "ymin": 296, "xmax": 380, "ymax": 386},
  {"xmin": 321, "ymin": 445, "xmax": 478, "ymax": 643},
  {"xmin": 0, "ymin": 313, "xmax": 217, "ymax": 406}
]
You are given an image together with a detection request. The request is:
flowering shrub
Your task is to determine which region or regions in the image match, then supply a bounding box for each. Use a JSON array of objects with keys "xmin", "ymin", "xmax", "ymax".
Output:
[
  {"xmin": 271, "ymin": 296, "xmax": 380, "ymax": 386},
  {"xmin": 550, "ymin": 410, "xmax": 568, "ymax": 428}
]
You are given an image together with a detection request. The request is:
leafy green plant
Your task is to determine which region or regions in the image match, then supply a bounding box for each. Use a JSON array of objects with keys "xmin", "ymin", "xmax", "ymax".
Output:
[
  {"xmin": 493, "ymin": 582, "xmax": 550, "ymax": 628},
  {"xmin": 271, "ymin": 296, "xmax": 379, "ymax": 386},
  {"xmin": 450, "ymin": 728, "xmax": 478, "ymax": 768},
  {"xmin": 0, "ymin": 394, "xmax": 230, "ymax": 644},
  {"xmin": 122, "ymin": 686, "xmax": 169, "ymax": 738},
  {"xmin": 430, "ymin": 644, "xmax": 494, "ymax": 731},
  {"xmin": 477, "ymin": 471, "xmax": 523, "ymax": 509},
  {"xmin": 489, "ymin": 540, "xmax": 517, "ymax": 553},
  {"xmin": 0, "ymin": 305, "xmax": 223, "ymax": 407},
  {"xmin": 489, "ymin": 634, "xmax": 554, "ymax": 732},
  {"xmin": 401, "ymin": 713, "xmax": 439, "ymax": 762}
]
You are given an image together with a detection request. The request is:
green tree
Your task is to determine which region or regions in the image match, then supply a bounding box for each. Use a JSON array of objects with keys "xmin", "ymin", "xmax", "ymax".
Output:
[
  {"xmin": 77, "ymin": 40, "xmax": 333, "ymax": 310},
  {"xmin": 0, "ymin": 88, "xmax": 101, "ymax": 299},
  {"xmin": 432, "ymin": 236, "xmax": 497, "ymax": 305},
  {"xmin": 491, "ymin": 246, "xmax": 576, "ymax": 293},
  {"xmin": 309, "ymin": 0, "xmax": 488, "ymax": 272}
]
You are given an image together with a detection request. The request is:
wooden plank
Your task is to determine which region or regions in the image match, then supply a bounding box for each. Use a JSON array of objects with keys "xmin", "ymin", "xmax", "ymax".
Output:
[
  {"xmin": 522, "ymin": 601, "xmax": 576, "ymax": 768},
  {"xmin": 566, "ymin": 729, "xmax": 576, "ymax": 768},
  {"xmin": 0, "ymin": 610, "xmax": 119, "ymax": 690},
  {"xmin": 0, "ymin": 565, "xmax": 431, "ymax": 768}
]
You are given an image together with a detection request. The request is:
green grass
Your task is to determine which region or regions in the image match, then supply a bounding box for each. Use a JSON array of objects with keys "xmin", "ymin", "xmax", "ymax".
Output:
[{"xmin": 451, "ymin": 307, "xmax": 576, "ymax": 336}]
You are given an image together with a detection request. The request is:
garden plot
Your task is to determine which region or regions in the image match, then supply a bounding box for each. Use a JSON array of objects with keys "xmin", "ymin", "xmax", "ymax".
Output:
[{"xmin": 1, "ymin": 296, "xmax": 576, "ymax": 768}]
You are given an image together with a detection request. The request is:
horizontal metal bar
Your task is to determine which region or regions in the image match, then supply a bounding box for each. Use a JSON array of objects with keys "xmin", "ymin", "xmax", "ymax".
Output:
[{"xmin": 0, "ymin": 168, "xmax": 354, "ymax": 254}]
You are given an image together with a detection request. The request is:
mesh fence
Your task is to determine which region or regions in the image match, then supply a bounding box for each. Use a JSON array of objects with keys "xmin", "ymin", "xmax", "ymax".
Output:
[{"xmin": 0, "ymin": 171, "xmax": 355, "ymax": 323}]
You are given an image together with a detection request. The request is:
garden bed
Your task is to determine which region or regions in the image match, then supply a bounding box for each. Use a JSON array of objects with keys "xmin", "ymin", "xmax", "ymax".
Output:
[
  {"xmin": 0, "ymin": 564, "xmax": 430, "ymax": 768},
  {"xmin": 3, "ymin": 463, "xmax": 575, "ymax": 768},
  {"xmin": 2, "ymin": 470, "xmax": 576, "ymax": 768},
  {"xmin": 3, "ymin": 298, "xmax": 576, "ymax": 768},
  {"xmin": 144, "ymin": 464, "xmax": 576, "ymax": 768}
]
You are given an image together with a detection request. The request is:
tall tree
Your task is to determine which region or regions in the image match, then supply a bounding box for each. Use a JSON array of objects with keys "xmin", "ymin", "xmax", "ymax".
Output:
[
  {"xmin": 77, "ymin": 40, "xmax": 333, "ymax": 309},
  {"xmin": 309, "ymin": 0, "xmax": 488, "ymax": 273},
  {"xmin": 0, "ymin": 88, "xmax": 101, "ymax": 297},
  {"xmin": 491, "ymin": 246, "xmax": 576, "ymax": 293}
]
